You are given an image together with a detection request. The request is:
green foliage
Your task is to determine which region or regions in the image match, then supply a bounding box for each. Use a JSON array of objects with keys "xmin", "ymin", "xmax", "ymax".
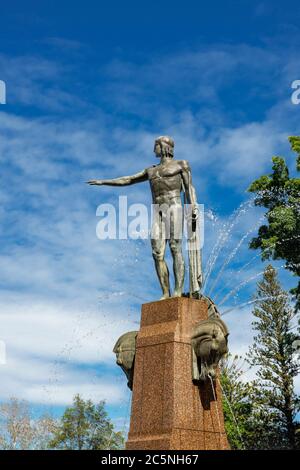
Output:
[
  {"xmin": 247, "ymin": 265, "xmax": 300, "ymax": 449},
  {"xmin": 220, "ymin": 354, "xmax": 280, "ymax": 450},
  {"xmin": 48, "ymin": 394, "xmax": 125, "ymax": 450},
  {"xmin": 248, "ymin": 136, "xmax": 300, "ymax": 310},
  {"xmin": 221, "ymin": 267, "xmax": 300, "ymax": 449},
  {"xmin": 289, "ymin": 136, "xmax": 300, "ymax": 171},
  {"xmin": 220, "ymin": 355, "xmax": 255, "ymax": 450}
]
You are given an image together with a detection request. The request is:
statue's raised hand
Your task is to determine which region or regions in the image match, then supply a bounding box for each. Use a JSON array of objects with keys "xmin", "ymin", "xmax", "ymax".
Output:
[{"xmin": 86, "ymin": 179, "xmax": 104, "ymax": 186}]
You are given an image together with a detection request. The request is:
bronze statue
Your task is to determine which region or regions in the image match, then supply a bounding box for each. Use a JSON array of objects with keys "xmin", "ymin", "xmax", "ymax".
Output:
[
  {"xmin": 113, "ymin": 331, "xmax": 138, "ymax": 390},
  {"xmin": 87, "ymin": 136, "xmax": 202, "ymax": 299},
  {"xmin": 191, "ymin": 316, "xmax": 229, "ymax": 382}
]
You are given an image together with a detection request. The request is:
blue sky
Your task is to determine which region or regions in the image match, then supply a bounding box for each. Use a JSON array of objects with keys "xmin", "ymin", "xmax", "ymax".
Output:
[{"xmin": 0, "ymin": 0, "xmax": 300, "ymax": 432}]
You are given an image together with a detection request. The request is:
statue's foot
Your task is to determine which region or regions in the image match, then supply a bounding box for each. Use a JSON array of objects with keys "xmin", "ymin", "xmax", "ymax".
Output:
[
  {"xmin": 172, "ymin": 289, "xmax": 182, "ymax": 298},
  {"xmin": 159, "ymin": 293, "xmax": 170, "ymax": 300}
]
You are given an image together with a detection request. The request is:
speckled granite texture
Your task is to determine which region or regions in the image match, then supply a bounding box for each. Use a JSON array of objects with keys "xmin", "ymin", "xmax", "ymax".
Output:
[{"xmin": 126, "ymin": 297, "xmax": 230, "ymax": 450}]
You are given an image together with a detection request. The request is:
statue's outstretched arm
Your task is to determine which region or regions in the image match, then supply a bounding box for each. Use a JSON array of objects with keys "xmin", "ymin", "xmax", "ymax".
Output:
[{"xmin": 87, "ymin": 168, "xmax": 148, "ymax": 186}]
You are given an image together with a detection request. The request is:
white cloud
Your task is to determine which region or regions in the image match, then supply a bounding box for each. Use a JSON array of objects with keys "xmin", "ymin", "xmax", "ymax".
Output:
[
  {"xmin": 0, "ymin": 42, "xmax": 299, "ymax": 411},
  {"xmin": 211, "ymin": 122, "xmax": 288, "ymax": 187},
  {"xmin": 0, "ymin": 53, "xmax": 87, "ymax": 112},
  {"xmin": 0, "ymin": 295, "xmax": 138, "ymax": 405},
  {"xmin": 0, "ymin": 296, "xmax": 137, "ymax": 363},
  {"xmin": 0, "ymin": 352, "xmax": 125, "ymax": 406}
]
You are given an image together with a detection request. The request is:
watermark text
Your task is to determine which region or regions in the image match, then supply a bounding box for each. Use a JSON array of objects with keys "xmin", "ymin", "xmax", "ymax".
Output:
[
  {"xmin": 0, "ymin": 340, "xmax": 6, "ymax": 365},
  {"xmin": 95, "ymin": 197, "xmax": 204, "ymax": 250},
  {"xmin": 0, "ymin": 80, "xmax": 6, "ymax": 104},
  {"xmin": 291, "ymin": 80, "xmax": 300, "ymax": 105}
]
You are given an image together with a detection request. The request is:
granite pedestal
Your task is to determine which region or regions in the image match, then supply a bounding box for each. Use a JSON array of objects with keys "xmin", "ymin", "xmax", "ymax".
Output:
[{"xmin": 126, "ymin": 297, "xmax": 229, "ymax": 450}]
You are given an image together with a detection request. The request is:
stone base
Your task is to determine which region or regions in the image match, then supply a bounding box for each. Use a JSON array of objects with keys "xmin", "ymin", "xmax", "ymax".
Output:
[{"xmin": 126, "ymin": 297, "xmax": 230, "ymax": 450}]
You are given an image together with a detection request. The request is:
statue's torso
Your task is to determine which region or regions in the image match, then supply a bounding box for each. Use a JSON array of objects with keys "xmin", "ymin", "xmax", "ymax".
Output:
[{"xmin": 147, "ymin": 160, "xmax": 185, "ymax": 204}]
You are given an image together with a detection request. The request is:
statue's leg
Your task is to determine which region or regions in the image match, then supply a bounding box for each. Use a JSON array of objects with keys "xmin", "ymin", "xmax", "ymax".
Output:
[
  {"xmin": 151, "ymin": 216, "xmax": 170, "ymax": 299},
  {"xmin": 169, "ymin": 203, "xmax": 185, "ymax": 297},
  {"xmin": 169, "ymin": 238, "xmax": 185, "ymax": 297}
]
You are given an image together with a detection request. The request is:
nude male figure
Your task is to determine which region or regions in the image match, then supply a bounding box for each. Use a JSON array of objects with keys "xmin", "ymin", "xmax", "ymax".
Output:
[{"xmin": 87, "ymin": 136, "xmax": 199, "ymax": 299}]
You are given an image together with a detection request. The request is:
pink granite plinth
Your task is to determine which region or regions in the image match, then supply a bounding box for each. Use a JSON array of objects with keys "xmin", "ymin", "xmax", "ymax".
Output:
[{"xmin": 126, "ymin": 297, "xmax": 230, "ymax": 450}]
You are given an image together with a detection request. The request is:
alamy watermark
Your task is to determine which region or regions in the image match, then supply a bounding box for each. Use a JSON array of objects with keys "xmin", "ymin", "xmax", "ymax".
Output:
[
  {"xmin": 0, "ymin": 80, "xmax": 6, "ymax": 104},
  {"xmin": 95, "ymin": 196, "xmax": 204, "ymax": 250},
  {"xmin": 0, "ymin": 340, "xmax": 6, "ymax": 365},
  {"xmin": 291, "ymin": 80, "xmax": 300, "ymax": 105}
]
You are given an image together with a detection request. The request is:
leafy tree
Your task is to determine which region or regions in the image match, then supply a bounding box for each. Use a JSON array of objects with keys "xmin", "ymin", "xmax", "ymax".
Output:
[
  {"xmin": 247, "ymin": 265, "xmax": 300, "ymax": 449},
  {"xmin": 248, "ymin": 136, "xmax": 300, "ymax": 310},
  {"xmin": 49, "ymin": 394, "xmax": 124, "ymax": 450},
  {"xmin": 0, "ymin": 397, "xmax": 57, "ymax": 450},
  {"xmin": 220, "ymin": 355, "xmax": 255, "ymax": 449}
]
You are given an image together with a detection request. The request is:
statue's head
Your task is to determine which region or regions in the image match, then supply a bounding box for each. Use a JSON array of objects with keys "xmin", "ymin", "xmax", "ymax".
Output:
[
  {"xmin": 191, "ymin": 318, "xmax": 229, "ymax": 382},
  {"xmin": 154, "ymin": 136, "xmax": 174, "ymax": 158},
  {"xmin": 113, "ymin": 331, "xmax": 138, "ymax": 390}
]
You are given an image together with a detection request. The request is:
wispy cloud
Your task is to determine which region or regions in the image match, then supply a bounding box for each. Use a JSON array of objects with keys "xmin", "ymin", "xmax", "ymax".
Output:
[{"xmin": 0, "ymin": 36, "xmax": 299, "ymax": 415}]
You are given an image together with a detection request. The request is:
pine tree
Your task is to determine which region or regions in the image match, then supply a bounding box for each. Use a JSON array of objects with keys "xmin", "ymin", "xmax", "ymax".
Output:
[{"xmin": 247, "ymin": 265, "xmax": 300, "ymax": 449}]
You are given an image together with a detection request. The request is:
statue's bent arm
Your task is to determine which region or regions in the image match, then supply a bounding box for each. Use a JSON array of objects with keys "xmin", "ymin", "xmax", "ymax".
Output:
[
  {"xmin": 181, "ymin": 160, "xmax": 198, "ymax": 208},
  {"xmin": 87, "ymin": 168, "xmax": 148, "ymax": 186}
]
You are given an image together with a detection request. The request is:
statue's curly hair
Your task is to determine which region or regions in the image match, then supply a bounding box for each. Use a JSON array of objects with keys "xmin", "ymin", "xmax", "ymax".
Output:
[{"xmin": 155, "ymin": 136, "xmax": 174, "ymax": 158}]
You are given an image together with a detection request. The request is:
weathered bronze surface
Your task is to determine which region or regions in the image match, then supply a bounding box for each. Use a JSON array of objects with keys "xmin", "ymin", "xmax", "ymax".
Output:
[
  {"xmin": 113, "ymin": 331, "xmax": 138, "ymax": 390},
  {"xmin": 87, "ymin": 136, "xmax": 202, "ymax": 299},
  {"xmin": 191, "ymin": 316, "xmax": 229, "ymax": 382}
]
